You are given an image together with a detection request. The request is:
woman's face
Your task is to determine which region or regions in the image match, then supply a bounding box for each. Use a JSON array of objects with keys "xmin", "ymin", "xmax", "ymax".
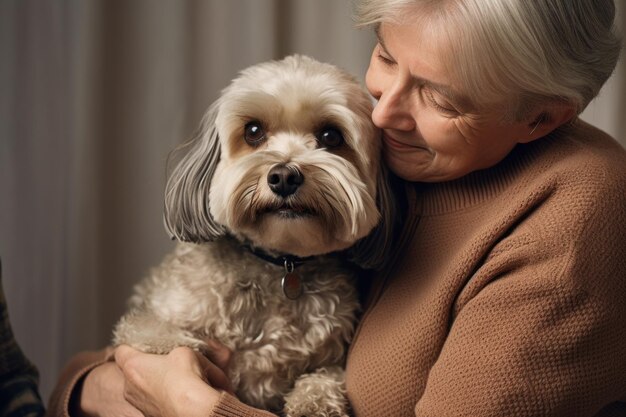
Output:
[{"xmin": 366, "ymin": 22, "xmax": 535, "ymax": 182}]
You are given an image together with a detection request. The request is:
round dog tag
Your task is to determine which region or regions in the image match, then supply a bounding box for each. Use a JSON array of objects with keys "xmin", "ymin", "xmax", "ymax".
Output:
[{"xmin": 282, "ymin": 272, "xmax": 303, "ymax": 300}]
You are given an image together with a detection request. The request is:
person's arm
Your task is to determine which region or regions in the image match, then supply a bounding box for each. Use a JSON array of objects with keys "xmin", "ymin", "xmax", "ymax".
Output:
[
  {"xmin": 414, "ymin": 241, "xmax": 626, "ymax": 416},
  {"xmin": 47, "ymin": 345, "xmax": 278, "ymax": 417},
  {"xmin": 0, "ymin": 322, "xmax": 45, "ymax": 417},
  {"xmin": 112, "ymin": 345, "xmax": 278, "ymax": 417},
  {"xmin": 0, "ymin": 259, "xmax": 45, "ymax": 417},
  {"xmin": 45, "ymin": 348, "xmax": 131, "ymax": 417}
]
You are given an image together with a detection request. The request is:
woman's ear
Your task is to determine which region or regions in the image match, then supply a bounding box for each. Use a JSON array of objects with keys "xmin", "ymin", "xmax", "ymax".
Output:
[
  {"xmin": 523, "ymin": 102, "xmax": 577, "ymax": 143},
  {"xmin": 163, "ymin": 101, "xmax": 226, "ymax": 243}
]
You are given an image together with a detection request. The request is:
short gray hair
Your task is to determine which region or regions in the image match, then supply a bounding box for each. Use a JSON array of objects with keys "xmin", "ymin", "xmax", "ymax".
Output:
[{"xmin": 355, "ymin": 0, "xmax": 622, "ymax": 119}]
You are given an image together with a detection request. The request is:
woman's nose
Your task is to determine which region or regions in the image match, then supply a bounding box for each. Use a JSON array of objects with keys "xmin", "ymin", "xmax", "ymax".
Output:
[{"xmin": 371, "ymin": 82, "xmax": 416, "ymax": 132}]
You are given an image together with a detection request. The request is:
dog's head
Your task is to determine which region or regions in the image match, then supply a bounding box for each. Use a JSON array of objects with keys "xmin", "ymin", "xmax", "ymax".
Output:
[{"xmin": 165, "ymin": 55, "xmax": 395, "ymax": 265}]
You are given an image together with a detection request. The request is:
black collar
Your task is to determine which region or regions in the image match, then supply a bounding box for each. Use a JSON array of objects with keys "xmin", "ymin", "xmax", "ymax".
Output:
[{"xmin": 243, "ymin": 244, "xmax": 313, "ymax": 269}]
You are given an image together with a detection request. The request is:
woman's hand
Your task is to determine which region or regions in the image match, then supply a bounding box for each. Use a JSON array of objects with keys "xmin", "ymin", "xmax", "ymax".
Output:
[
  {"xmin": 72, "ymin": 349, "xmax": 143, "ymax": 417},
  {"xmin": 113, "ymin": 343, "xmax": 234, "ymax": 417}
]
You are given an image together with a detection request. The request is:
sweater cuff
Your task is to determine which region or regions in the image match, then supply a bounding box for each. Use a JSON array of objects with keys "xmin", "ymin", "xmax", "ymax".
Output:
[
  {"xmin": 46, "ymin": 349, "xmax": 112, "ymax": 417},
  {"xmin": 211, "ymin": 392, "xmax": 277, "ymax": 417}
]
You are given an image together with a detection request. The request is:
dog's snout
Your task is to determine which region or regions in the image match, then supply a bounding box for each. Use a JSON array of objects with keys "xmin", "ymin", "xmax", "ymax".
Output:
[{"xmin": 267, "ymin": 165, "xmax": 304, "ymax": 197}]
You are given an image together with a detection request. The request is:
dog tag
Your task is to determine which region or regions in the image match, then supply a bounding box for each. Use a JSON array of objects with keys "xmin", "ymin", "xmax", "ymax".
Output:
[{"xmin": 282, "ymin": 272, "xmax": 303, "ymax": 300}]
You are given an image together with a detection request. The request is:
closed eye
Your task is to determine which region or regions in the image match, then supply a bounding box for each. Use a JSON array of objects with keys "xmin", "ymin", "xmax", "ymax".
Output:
[
  {"xmin": 376, "ymin": 44, "xmax": 396, "ymax": 67},
  {"xmin": 424, "ymin": 88, "xmax": 459, "ymax": 115}
]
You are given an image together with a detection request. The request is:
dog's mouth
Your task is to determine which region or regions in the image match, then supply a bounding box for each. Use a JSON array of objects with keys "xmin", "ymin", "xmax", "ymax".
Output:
[{"xmin": 259, "ymin": 202, "xmax": 316, "ymax": 219}]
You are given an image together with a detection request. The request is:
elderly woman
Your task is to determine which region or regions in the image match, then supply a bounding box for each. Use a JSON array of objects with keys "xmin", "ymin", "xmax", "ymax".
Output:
[{"xmin": 49, "ymin": 1, "xmax": 626, "ymax": 416}]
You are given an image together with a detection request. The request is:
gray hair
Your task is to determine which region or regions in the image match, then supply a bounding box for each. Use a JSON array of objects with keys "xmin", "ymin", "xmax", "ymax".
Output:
[{"xmin": 355, "ymin": 0, "xmax": 622, "ymax": 119}]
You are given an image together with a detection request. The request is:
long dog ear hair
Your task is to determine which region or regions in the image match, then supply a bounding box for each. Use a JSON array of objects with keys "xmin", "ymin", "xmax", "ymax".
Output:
[
  {"xmin": 346, "ymin": 161, "xmax": 405, "ymax": 271},
  {"xmin": 163, "ymin": 101, "xmax": 226, "ymax": 243}
]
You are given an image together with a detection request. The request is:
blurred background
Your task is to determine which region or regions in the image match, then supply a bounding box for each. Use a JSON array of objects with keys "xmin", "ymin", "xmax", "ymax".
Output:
[{"xmin": 0, "ymin": 0, "xmax": 624, "ymax": 403}]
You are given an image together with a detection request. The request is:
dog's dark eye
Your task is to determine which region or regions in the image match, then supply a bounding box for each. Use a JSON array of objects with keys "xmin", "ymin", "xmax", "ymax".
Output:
[
  {"xmin": 316, "ymin": 127, "xmax": 344, "ymax": 148},
  {"xmin": 244, "ymin": 121, "xmax": 266, "ymax": 146}
]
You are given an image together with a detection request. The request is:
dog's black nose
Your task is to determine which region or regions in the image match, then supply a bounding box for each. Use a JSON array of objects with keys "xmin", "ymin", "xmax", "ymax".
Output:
[{"xmin": 267, "ymin": 165, "xmax": 304, "ymax": 197}]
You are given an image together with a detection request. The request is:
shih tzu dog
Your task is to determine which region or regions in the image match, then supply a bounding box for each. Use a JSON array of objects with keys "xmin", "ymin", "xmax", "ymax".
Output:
[{"xmin": 113, "ymin": 55, "xmax": 395, "ymax": 417}]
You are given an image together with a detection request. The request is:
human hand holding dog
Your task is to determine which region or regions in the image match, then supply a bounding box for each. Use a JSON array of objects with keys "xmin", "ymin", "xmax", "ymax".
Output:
[
  {"xmin": 75, "ymin": 342, "xmax": 233, "ymax": 417},
  {"xmin": 74, "ymin": 357, "xmax": 142, "ymax": 417},
  {"xmin": 112, "ymin": 343, "xmax": 234, "ymax": 417}
]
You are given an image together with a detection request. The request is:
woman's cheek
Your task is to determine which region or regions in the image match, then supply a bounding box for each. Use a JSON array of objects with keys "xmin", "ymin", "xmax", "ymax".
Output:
[{"xmin": 419, "ymin": 113, "xmax": 455, "ymax": 150}]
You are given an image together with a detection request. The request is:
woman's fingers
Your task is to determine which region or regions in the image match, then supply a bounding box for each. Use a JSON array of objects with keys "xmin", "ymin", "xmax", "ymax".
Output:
[
  {"xmin": 113, "ymin": 345, "xmax": 227, "ymax": 417},
  {"xmin": 113, "ymin": 344, "xmax": 137, "ymax": 369},
  {"xmin": 115, "ymin": 344, "xmax": 234, "ymax": 395},
  {"xmin": 192, "ymin": 349, "xmax": 235, "ymax": 394},
  {"xmin": 203, "ymin": 339, "xmax": 233, "ymax": 370}
]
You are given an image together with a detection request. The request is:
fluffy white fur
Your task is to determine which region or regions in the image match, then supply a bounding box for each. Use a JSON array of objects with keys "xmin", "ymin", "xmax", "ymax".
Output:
[{"xmin": 113, "ymin": 55, "xmax": 393, "ymax": 416}]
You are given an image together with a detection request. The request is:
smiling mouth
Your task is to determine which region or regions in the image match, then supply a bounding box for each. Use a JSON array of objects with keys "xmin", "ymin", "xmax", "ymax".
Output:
[{"xmin": 383, "ymin": 133, "xmax": 429, "ymax": 152}]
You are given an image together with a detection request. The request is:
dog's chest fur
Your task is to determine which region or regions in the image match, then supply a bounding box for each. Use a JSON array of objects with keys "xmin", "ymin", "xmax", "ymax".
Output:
[{"xmin": 126, "ymin": 238, "xmax": 360, "ymax": 409}]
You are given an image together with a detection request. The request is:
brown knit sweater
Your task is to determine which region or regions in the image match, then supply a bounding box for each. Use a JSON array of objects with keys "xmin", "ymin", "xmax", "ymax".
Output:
[{"xmin": 48, "ymin": 119, "xmax": 626, "ymax": 417}]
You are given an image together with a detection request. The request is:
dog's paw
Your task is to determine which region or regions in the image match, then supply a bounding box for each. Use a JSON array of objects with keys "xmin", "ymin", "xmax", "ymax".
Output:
[
  {"xmin": 113, "ymin": 311, "xmax": 209, "ymax": 354},
  {"xmin": 122, "ymin": 333, "xmax": 208, "ymax": 355},
  {"xmin": 283, "ymin": 367, "xmax": 349, "ymax": 417},
  {"xmin": 166, "ymin": 332, "xmax": 210, "ymax": 354}
]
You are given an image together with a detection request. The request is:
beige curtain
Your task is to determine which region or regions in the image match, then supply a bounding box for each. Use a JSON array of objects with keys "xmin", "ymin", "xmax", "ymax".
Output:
[{"xmin": 0, "ymin": 0, "xmax": 623, "ymax": 402}]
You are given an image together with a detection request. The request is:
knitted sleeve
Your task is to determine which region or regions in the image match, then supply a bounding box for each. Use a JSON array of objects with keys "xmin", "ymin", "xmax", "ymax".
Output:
[
  {"xmin": 209, "ymin": 393, "xmax": 277, "ymax": 417},
  {"xmin": 415, "ymin": 195, "xmax": 626, "ymax": 416},
  {"xmin": 417, "ymin": 274, "xmax": 626, "ymax": 415},
  {"xmin": 45, "ymin": 350, "xmax": 109, "ymax": 417}
]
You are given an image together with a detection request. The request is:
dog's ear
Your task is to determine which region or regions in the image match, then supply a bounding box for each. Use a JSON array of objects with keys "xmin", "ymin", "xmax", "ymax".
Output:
[
  {"xmin": 163, "ymin": 101, "xmax": 226, "ymax": 243},
  {"xmin": 347, "ymin": 162, "xmax": 403, "ymax": 271}
]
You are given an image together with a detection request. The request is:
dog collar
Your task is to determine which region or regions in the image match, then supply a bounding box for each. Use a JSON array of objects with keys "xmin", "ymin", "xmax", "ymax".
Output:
[
  {"xmin": 243, "ymin": 246, "xmax": 313, "ymax": 300},
  {"xmin": 244, "ymin": 247, "xmax": 311, "ymax": 268}
]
